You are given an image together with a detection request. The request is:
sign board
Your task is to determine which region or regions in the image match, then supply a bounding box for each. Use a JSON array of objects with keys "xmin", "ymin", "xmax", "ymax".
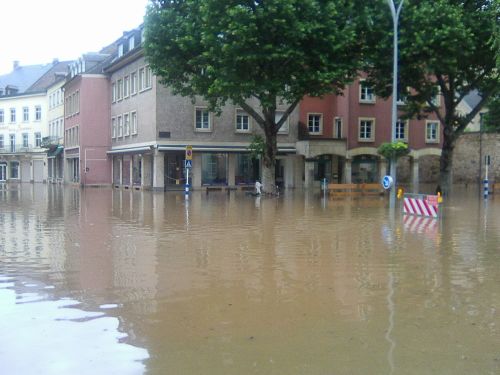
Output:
[
  {"xmin": 185, "ymin": 145, "xmax": 193, "ymax": 161},
  {"xmin": 403, "ymin": 194, "xmax": 439, "ymax": 218},
  {"xmin": 382, "ymin": 175, "xmax": 393, "ymax": 190},
  {"xmin": 426, "ymin": 195, "xmax": 438, "ymax": 206},
  {"xmin": 185, "ymin": 159, "xmax": 192, "ymax": 169}
]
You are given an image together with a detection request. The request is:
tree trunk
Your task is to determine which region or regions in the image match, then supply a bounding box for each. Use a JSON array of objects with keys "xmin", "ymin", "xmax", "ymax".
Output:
[
  {"xmin": 439, "ymin": 127, "xmax": 455, "ymax": 195},
  {"xmin": 261, "ymin": 124, "xmax": 277, "ymax": 194}
]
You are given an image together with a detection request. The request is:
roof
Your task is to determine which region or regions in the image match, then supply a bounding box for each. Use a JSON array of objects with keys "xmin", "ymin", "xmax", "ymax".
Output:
[
  {"xmin": 0, "ymin": 63, "xmax": 53, "ymax": 94},
  {"xmin": 25, "ymin": 60, "xmax": 72, "ymax": 93}
]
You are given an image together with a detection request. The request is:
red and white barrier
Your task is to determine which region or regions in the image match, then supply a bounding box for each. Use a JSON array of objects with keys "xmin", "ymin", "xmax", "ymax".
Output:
[
  {"xmin": 403, "ymin": 214, "xmax": 438, "ymax": 233},
  {"xmin": 403, "ymin": 194, "xmax": 439, "ymax": 218}
]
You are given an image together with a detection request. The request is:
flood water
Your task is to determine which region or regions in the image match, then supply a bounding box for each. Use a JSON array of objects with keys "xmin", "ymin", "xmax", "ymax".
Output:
[{"xmin": 0, "ymin": 184, "xmax": 499, "ymax": 375}]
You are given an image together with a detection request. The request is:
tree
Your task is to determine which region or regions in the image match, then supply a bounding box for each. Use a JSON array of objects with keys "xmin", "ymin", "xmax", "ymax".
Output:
[
  {"xmin": 144, "ymin": 0, "xmax": 367, "ymax": 192},
  {"xmin": 483, "ymin": 95, "xmax": 500, "ymax": 132},
  {"xmin": 365, "ymin": 0, "xmax": 499, "ymax": 193}
]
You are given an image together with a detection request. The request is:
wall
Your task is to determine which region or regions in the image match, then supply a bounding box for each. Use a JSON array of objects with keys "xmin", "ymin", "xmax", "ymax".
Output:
[{"xmin": 453, "ymin": 132, "xmax": 499, "ymax": 184}]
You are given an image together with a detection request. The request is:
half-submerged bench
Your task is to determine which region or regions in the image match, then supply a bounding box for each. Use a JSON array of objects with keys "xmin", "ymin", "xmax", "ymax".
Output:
[{"xmin": 328, "ymin": 183, "xmax": 384, "ymax": 197}]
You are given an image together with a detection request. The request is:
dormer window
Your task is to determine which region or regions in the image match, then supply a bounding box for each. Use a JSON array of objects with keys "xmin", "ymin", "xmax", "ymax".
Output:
[
  {"xmin": 118, "ymin": 44, "xmax": 124, "ymax": 57},
  {"xmin": 129, "ymin": 37, "xmax": 135, "ymax": 51}
]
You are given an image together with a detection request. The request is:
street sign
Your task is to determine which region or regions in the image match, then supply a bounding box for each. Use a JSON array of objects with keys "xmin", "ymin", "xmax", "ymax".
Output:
[
  {"xmin": 185, "ymin": 145, "xmax": 193, "ymax": 160},
  {"xmin": 185, "ymin": 159, "xmax": 192, "ymax": 168},
  {"xmin": 382, "ymin": 175, "xmax": 393, "ymax": 190}
]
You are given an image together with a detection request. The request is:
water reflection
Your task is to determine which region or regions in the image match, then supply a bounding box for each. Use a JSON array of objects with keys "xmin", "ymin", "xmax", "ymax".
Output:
[{"xmin": 0, "ymin": 184, "xmax": 499, "ymax": 374}]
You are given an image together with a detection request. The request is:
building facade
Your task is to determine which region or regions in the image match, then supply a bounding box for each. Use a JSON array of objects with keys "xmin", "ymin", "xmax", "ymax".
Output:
[
  {"xmin": 298, "ymin": 78, "xmax": 444, "ymax": 188},
  {"xmin": 106, "ymin": 27, "xmax": 302, "ymax": 191}
]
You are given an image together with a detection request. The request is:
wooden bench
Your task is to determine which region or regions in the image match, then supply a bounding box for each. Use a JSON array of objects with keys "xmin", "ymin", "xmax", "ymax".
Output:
[
  {"xmin": 328, "ymin": 183, "xmax": 384, "ymax": 197},
  {"xmin": 491, "ymin": 183, "xmax": 499, "ymax": 194}
]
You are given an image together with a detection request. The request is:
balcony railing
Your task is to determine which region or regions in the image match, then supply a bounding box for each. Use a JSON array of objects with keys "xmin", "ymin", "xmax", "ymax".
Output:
[
  {"xmin": 42, "ymin": 136, "xmax": 62, "ymax": 148},
  {"xmin": 0, "ymin": 144, "xmax": 42, "ymax": 154}
]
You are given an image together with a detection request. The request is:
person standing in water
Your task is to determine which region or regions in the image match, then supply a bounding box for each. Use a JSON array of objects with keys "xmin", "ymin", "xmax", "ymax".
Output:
[{"xmin": 255, "ymin": 181, "xmax": 263, "ymax": 195}]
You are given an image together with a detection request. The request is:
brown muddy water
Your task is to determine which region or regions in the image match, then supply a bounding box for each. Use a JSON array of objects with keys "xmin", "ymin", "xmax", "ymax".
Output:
[{"xmin": 0, "ymin": 184, "xmax": 499, "ymax": 375}]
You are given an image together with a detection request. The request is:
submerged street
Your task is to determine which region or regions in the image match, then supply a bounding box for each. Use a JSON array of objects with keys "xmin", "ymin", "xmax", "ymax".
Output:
[{"xmin": 0, "ymin": 184, "xmax": 499, "ymax": 374}]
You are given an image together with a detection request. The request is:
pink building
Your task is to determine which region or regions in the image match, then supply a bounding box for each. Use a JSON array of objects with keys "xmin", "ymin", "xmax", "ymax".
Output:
[
  {"xmin": 63, "ymin": 55, "xmax": 113, "ymax": 186},
  {"xmin": 297, "ymin": 78, "xmax": 443, "ymax": 188}
]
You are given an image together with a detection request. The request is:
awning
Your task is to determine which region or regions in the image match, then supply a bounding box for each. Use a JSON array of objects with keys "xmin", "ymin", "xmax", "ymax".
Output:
[
  {"xmin": 107, "ymin": 146, "xmax": 153, "ymax": 155},
  {"xmin": 47, "ymin": 146, "xmax": 63, "ymax": 158},
  {"xmin": 157, "ymin": 144, "xmax": 296, "ymax": 153}
]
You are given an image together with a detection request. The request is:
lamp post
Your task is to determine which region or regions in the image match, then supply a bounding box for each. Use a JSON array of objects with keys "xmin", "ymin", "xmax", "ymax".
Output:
[{"xmin": 387, "ymin": 0, "xmax": 404, "ymax": 209}]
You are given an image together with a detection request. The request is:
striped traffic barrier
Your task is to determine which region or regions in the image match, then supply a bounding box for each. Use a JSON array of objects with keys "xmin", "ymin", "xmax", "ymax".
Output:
[
  {"xmin": 403, "ymin": 193, "xmax": 440, "ymax": 218},
  {"xmin": 403, "ymin": 214, "xmax": 438, "ymax": 233}
]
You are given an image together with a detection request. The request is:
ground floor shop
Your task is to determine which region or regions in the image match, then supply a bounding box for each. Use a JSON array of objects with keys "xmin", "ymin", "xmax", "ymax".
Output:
[
  {"xmin": 0, "ymin": 153, "xmax": 47, "ymax": 183},
  {"xmin": 109, "ymin": 147, "xmax": 303, "ymax": 191}
]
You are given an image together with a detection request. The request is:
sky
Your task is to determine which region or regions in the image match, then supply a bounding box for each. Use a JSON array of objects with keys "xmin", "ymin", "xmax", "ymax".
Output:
[{"xmin": 0, "ymin": 0, "xmax": 149, "ymax": 75}]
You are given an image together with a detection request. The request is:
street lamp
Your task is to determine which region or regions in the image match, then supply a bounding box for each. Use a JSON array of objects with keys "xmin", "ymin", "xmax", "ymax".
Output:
[{"xmin": 387, "ymin": 0, "xmax": 404, "ymax": 209}]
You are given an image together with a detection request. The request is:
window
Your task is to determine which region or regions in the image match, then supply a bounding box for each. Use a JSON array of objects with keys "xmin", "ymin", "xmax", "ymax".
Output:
[
  {"xmin": 9, "ymin": 134, "xmax": 15, "ymax": 152},
  {"xmin": 112, "ymin": 82, "xmax": 116, "ymax": 103},
  {"xmin": 129, "ymin": 36, "xmax": 135, "ymax": 51},
  {"xmin": 0, "ymin": 109, "xmax": 3, "ymax": 123},
  {"xmin": 195, "ymin": 108, "xmax": 210, "ymax": 131},
  {"xmin": 35, "ymin": 132, "xmax": 41, "ymax": 147},
  {"xmin": 138, "ymin": 67, "xmax": 145, "ymax": 91},
  {"xmin": 307, "ymin": 113, "xmax": 322, "ymax": 134},
  {"xmin": 131, "ymin": 111, "xmax": 137, "ymax": 134},
  {"xmin": 358, "ymin": 118, "xmax": 375, "ymax": 141},
  {"xmin": 430, "ymin": 86, "xmax": 441, "ymax": 107},
  {"xmin": 117, "ymin": 115, "xmax": 123, "ymax": 137},
  {"xmin": 118, "ymin": 44, "xmax": 124, "ymax": 57},
  {"xmin": 235, "ymin": 110, "xmax": 250, "ymax": 132},
  {"xmin": 10, "ymin": 161, "xmax": 19, "ymax": 179},
  {"xmin": 334, "ymin": 117, "xmax": 343, "ymax": 139},
  {"xmin": 130, "ymin": 72, "xmax": 137, "ymax": 95},
  {"xmin": 10, "ymin": 108, "xmax": 16, "ymax": 123},
  {"xmin": 22, "ymin": 133, "xmax": 29, "ymax": 148},
  {"xmin": 124, "ymin": 113, "xmax": 130, "ymax": 136},
  {"xmin": 124, "ymin": 76, "xmax": 130, "ymax": 98},
  {"xmin": 0, "ymin": 135, "xmax": 4, "ymax": 149},
  {"xmin": 276, "ymin": 111, "xmax": 289, "ymax": 133},
  {"xmin": 397, "ymin": 87, "xmax": 408, "ymax": 104},
  {"xmin": 359, "ymin": 81, "xmax": 375, "ymax": 103},
  {"xmin": 426, "ymin": 121, "xmax": 439, "ymax": 143},
  {"xmin": 117, "ymin": 79, "xmax": 123, "ymax": 100},
  {"xmin": 35, "ymin": 105, "xmax": 41, "ymax": 121},
  {"xmin": 395, "ymin": 119, "xmax": 408, "ymax": 141},
  {"xmin": 23, "ymin": 107, "xmax": 29, "ymax": 122},
  {"xmin": 145, "ymin": 66, "xmax": 152, "ymax": 89},
  {"xmin": 111, "ymin": 117, "xmax": 116, "ymax": 139}
]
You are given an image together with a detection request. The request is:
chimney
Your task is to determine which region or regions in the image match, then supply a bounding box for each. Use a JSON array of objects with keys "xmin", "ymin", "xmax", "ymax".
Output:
[{"xmin": 13, "ymin": 61, "xmax": 20, "ymax": 70}]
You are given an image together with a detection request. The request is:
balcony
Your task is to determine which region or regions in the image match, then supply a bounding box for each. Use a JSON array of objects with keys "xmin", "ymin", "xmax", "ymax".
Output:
[
  {"xmin": 42, "ymin": 136, "xmax": 62, "ymax": 148},
  {"xmin": 0, "ymin": 144, "xmax": 41, "ymax": 154}
]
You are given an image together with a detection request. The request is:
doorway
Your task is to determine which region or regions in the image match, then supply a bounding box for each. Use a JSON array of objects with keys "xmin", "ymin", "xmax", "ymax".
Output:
[{"xmin": 0, "ymin": 163, "xmax": 6, "ymax": 181}]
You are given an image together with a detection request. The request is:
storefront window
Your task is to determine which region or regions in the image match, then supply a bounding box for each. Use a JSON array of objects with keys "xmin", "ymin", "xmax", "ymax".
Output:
[
  {"xmin": 202, "ymin": 153, "xmax": 227, "ymax": 185},
  {"xmin": 352, "ymin": 155, "xmax": 378, "ymax": 183},
  {"xmin": 10, "ymin": 161, "xmax": 19, "ymax": 179},
  {"xmin": 235, "ymin": 154, "xmax": 259, "ymax": 184}
]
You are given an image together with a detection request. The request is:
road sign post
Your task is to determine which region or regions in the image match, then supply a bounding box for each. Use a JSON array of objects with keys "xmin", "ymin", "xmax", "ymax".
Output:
[{"xmin": 185, "ymin": 146, "xmax": 193, "ymax": 197}]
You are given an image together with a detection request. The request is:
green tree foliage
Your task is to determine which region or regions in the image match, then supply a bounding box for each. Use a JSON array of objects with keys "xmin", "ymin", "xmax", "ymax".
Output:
[
  {"xmin": 365, "ymin": 0, "xmax": 499, "ymax": 193},
  {"xmin": 144, "ymin": 0, "xmax": 367, "ymax": 191},
  {"xmin": 483, "ymin": 95, "xmax": 500, "ymax": 132},
  {"xmin": 377, "ymin": 141, "xmax": 410, "ymax": 160}
]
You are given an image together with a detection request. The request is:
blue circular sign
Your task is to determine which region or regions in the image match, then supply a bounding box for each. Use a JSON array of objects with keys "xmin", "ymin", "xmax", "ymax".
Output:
[{"xmin": 382, "ymin": 175, "xmax": 393, "ymax": 190}]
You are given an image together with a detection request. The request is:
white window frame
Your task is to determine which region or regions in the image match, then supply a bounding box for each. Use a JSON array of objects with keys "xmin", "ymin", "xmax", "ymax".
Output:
[
  {"xmin": 0, "ymin": 109, "xmax": 4, "ymax": 123},
  {"xmin": 35, "ymin": 105, "xmax": 41, "ymax": 121},
  {"xmin": 235, "ymin": 109, "xmax": 250, "ymax": 133},
  {"xmin": 0, "ymin": 135, "xmax": 3, "ymax": 149},
  {"xmin": 138, "ymin": 67, "xmax": 145, "ymax": 91},
  {"xmin": 124, "ymin": 76, "xmax": 130, "ymax": 98},
  {"xmin": 10, "ymin": 108, "xmax": 16, "ymax": 123},
  {"xmin": 112, "ymin": 82, "xmax": 116, "ymax": 103},
  {"xmin": 194, "ymin": 107, "xmax": 211, "ymax": 132},
  {"xmin": 131, "ymin": 111, "xmax": 138, "ymax": 135},
  {"xmin": 22, "ymin": 133, "xmax": 29, "ymax": 148},
  {"xmin": 23, "ymin": 107, "xmax": 29, "ymax": 122},
  {"xmin": 124, "ymin": 113, "xmax": 130, "ymax": 136},
  {"xmin": 276, "ymin": 111, "xmax": 289, "ymax": 134},
  {"xmin": 334, "ymin": 117, "xmax": 343, "ymax": 139},
  {"xmin": 395, "ymin": 119, "xmax": 409, "ymax": 142},
  {"xmin": 35, "ymin": 132, "xmax": 41, "ymax": 147},
  {"xmin": 145, "ymin": 65, "xmax": 152, "ymax": 89},
  {"xmin": 425, "ymin": 120, "xmax": 440, "ymax": 143},
  {"xmin": 430, "ymin": 86, "xmax": 441, "ymax": 107},
  {"xmin": 358, "ymin": 117, "xmax": 375, "ymax": 142},
  {"xmin": 307, "ymin": 113, "xmax": 323, "ymax": 135},
  {"xmin": 117, "ymin": 115, "xmax": 123, "ymax": 137},
  {"xmin": 359, "ymin": 80, "xmax": 376, "ymax": 103},
  {"xmin": 111, "ymin": 117, "xmax": 116, "ymax": 139},
  {"xmin": 130, "ymin": 71, "xmax": 137, "ymax": 95},
  {"xmin": 117, "ymin": 79, "xmax": 123, "ymax": 101}
]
